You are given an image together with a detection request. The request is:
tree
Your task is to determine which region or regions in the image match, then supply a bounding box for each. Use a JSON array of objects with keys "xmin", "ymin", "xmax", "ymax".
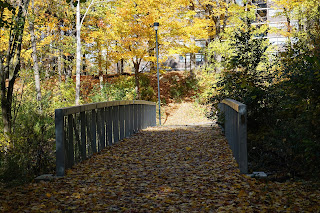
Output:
[
  {"xmin": 73, "ymin": 0, "xmax": 95, "ymax": 105},
  {"xmin": 107, "ymin": 0, "xmax": 205, "ymax": 98},
  {"xmin": 66, "ymin": 0, "xmax": 97, "ymax": 105},
  {"xmin": 28, "ymin": 0, "xmax": 42, "ymax": 113},
  {"xmin": 0, "ymin": 0, "xmax": 30, "ymax": 135}
]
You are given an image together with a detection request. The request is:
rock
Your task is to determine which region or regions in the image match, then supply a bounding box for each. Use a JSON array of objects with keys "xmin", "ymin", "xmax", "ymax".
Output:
[
  {"xmin": 35, "ymin": 174, "xmax": 56, "ymax": 182},
  {"xmin": 246, "ymin": 171, "xmax": 268, "ymax": 178}
]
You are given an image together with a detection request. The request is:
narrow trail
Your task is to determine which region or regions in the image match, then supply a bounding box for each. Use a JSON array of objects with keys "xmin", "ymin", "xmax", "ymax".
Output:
[{"xmin": 0, "ymin": 103, "xmax": 319, "ymax": 212}]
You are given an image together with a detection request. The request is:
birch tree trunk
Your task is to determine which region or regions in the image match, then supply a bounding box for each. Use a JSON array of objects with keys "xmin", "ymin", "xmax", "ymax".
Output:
[
  {"xmin": 57, "ymin": 50, "xmax": 62, "ymax": 83},
  {"xmin": 29, "ymin": 0, "xmax": 42, "ymax": 113},
  {"xmin": 75, "ymin": 0, "xmax": 81, "ymax": 105}
]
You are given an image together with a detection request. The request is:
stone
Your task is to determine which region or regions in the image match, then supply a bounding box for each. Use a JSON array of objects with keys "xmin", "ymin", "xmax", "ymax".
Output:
[
  {"xmin": 34, "ymin": 174, "xmax": 56, "ymax": 182},
  {"xmin": 247, "ymin": 171, "xmax": 268, "ymax": 178}
]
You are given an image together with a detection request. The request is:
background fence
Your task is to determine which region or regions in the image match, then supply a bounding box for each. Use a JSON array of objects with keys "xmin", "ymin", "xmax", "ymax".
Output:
[
  {"xmin": 218, "ymin": 99, "xmax": 248, "ymax": 174},
  {"xmin": 55, "ymin": 100, "xmax": 156, "ymax": 176}
]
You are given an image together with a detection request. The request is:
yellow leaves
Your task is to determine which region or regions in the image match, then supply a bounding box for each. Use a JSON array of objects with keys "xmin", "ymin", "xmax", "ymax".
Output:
[
  {"xmin": 237, "ymin": 189, "xmax": 247, "ymax": 198},
  {"xmin": 45, "ymin": 193, "xmax": 52, "ymax": 198},
  {"xmin": 185, "ymin": 146, "xmax": 192, "ymax": 151},
  {"xmin": 39, "ymin": 35, "xmax": 56, "ymax": 48},
  {"xmin": 71, "ymin": 192, "xmax": 82, "ymax": 199}
]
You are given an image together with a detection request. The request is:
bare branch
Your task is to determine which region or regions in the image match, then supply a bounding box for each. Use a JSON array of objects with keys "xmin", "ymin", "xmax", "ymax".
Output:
[{"xmin": 80, "ymin": 0, "xmax": 95, "ymax": 27}]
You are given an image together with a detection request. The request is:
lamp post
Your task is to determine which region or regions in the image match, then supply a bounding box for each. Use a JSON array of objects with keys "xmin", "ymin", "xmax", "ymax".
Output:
[{"xmin": 154, "ymin": 22, "xmax": 161, "ymax": 125}]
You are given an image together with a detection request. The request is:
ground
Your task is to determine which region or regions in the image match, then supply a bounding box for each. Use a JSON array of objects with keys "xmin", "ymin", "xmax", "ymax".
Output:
[
  {"xmin": 161, "ymin": 102, "xmax": 211, "ymax": 126},
  {"xmin": 0, "ymin": 102, "xmax": 319, "ymax": 212}
]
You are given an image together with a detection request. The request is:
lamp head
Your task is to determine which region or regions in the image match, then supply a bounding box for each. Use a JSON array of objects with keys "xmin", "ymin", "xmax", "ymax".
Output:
[{"xmin": 154, "ymin": 22, "xmax": 159, "ymax": 31}]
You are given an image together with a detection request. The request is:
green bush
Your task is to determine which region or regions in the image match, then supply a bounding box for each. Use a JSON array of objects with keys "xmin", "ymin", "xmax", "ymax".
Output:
[
  {"xmin": 0, "ymin": 98, "xmax": 55, "ymax": 186},
  {"xmin": 140, "ymin": 74, "xmax": 156, "ymax": 102},
  {"xmin": 90, "ymin": 75, "xmax": 136, "ymax": 102},
  {"xmin": 205, "ymin": 19, "xmax": 320, "ymax": 178},
  {"xmin": 204, "ymin": 18, "xmax": 320, "ymax": 177}
]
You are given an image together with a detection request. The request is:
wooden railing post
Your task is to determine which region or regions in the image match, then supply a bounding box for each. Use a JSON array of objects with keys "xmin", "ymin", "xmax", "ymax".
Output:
[{"xmin": 55, "ymin": 109, "xmax": 65, "ymax": 177}]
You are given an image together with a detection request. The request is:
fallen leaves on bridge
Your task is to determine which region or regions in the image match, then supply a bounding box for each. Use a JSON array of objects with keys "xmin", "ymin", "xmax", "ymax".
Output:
[{"xmin": 1, "ymin": 125, "xmax": 319, "ymax": 212}]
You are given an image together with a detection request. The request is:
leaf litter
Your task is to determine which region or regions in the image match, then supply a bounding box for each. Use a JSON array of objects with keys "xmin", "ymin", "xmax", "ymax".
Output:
[{"xmin": 0, "ymin": 103, "xmax": 319, "ymax": 212}]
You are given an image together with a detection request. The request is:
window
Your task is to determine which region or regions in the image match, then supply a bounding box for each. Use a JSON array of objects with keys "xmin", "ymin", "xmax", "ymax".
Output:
[
  {"xmin": 179, "ymin": 54, "xmax": 191, "ymax": 63},
  {"xmin": 179, "ymin": 55, "xmax": 185, "ymax": 63},
  {"xmin": 269, "ymin": 9, "xmax": 282, "ymax": 18},
  {"xmin": 195, "ymin": 40, "xmax": 206, "ymax": 48},
  {"xmin": 195, "ymin": 53, "xmax": 205, "ymax": 62},
  {"xmin": 185, "ymin": 54, "xmax": 191, "ymax": 62}
]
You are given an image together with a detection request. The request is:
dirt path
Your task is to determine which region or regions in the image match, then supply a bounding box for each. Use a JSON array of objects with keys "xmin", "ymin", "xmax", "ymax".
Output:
[
  {"xmin": 162, "ymin": 102, "xmax": 211, "ymax": 126},
  {"xmin": 0, "ymin": 103, "xmax": 319, "ymax": 212}
]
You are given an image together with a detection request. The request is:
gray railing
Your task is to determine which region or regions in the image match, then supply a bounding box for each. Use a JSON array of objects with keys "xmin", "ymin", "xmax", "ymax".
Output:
[
  {"xmin": 218, "ymin": 99, "xmax": 248, "ymax": 174},
  {"xmin": 55, "ymin": 100, "xmax": 156, "ymax": 176}
]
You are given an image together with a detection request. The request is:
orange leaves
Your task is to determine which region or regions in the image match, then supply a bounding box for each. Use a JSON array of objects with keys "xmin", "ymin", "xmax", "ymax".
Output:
[{"xmin": 45, "ymin": 192, "xmax": 52, "ymax": 198}]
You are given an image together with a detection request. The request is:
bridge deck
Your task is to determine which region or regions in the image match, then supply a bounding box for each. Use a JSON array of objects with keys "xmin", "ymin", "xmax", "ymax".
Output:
[{"xmin": 1, "ymin": 109, "xmax": 319, "ymax": 211}]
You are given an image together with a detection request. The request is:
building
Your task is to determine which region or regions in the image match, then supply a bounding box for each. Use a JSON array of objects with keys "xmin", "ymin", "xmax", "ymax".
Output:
[{"xmin": 163, "ymin": 0, "xmax": 289, "ymax": 71}]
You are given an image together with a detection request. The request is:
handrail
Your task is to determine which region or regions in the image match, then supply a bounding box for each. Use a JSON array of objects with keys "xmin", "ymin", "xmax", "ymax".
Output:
[
  {"xmin": 55, "ymin": 100, "xmax": 156, "ymax": 176},
  {"xmin": 218, "ymin": 98, "xmax": 248, "ymax": 174}
]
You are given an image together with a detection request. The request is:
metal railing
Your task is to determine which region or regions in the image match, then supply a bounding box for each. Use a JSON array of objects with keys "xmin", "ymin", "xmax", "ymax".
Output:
[
  {"xmin": 218, "ymin": 99, "xmax": 248, "ymax": 174},
  {"xmin": 55, "ymin": 100, "xmax": 156, "ymax": 176}
]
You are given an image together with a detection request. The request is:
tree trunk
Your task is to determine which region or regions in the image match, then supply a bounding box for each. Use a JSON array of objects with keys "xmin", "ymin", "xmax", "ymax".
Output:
[
  {"xmin": 284, "ymin": 8, "xmax": 291, "ymax": 33},
  {"xmin": 120, "ymin": 59, "xmax": 124, "ymax": 74},
  {"xmin": 98, "ymin": 52, "xmax": 103, "ymax": 91},
  {"xmin": 148, "ymin": 40, "xmax": 155, "ymax": 72},
  {"xmin": 133, "ymin": 60, "xmax": 141, "ymax": 99},
  {"xmin": 64, "ymin": 55, "xmax": 72, "ymax": 82},
  {"xmin": 75, "ymin": 0, "xmax": 81, "ymax": 105},
  {"xmin": 29, "ymin": 0, "xmax": 42, "ymax": 113},
  {"xmin": 57, "ymin": 50, "xmax": 62, "ymax": 83},
  {"xmin": 189, "ymin": 53, "xmax": 192, "ymax": 72},
  {"xmin": 185, "ymin": 54, "xmax": 187, "ymax": 71},
  {"xmin": 96, "ymin": 40, "xmax": 104, "ymax": 90},
  {"xmin": 105, "ymin": 58, "xmax": 108, "ymax": 75}
]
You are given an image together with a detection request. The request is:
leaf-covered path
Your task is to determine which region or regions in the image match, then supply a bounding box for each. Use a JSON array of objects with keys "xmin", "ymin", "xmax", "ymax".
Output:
[{"xmin": 1, "ymin": 103, "xmax": 319, "ymax": 212}]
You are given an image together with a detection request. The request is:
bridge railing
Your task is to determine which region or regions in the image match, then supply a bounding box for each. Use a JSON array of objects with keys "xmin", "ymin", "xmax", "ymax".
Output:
[
  {"xmin": 218, "ymin": 99, "xmax": 248, "ymax": 174},
  {"xmin": 55, "ymin": 100, "xmax": 156, "ymax": 176}
]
